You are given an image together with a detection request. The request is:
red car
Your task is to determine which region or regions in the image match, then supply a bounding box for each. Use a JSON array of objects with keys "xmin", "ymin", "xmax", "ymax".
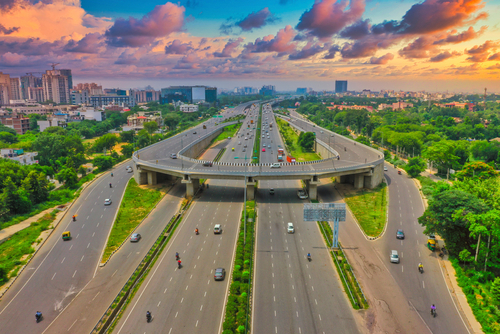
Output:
[{"xmin": 262, "ymin": 148, "xmax": 266, "ymax": 152}]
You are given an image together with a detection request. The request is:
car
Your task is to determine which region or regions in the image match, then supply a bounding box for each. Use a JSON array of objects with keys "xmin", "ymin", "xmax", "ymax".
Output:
[
  {"xmin": 214, "ymin": 268, "xmax": 226, "ymax": 281},
  {"xmin": 262, "ymin": 135, "xmax": 265, "ymax": 138},
  {"xmin": 193, "ymin": 131, "xmax": 197, "ymax": 134},
  {"xmin": 297, "ymin": 190, "xmax": 308, "ymax": 199},
  {"xmin": 170, "ymin": 153, "xmax": 177, "ymax": 159},
  {"xmin": 104, "ymin": 199, "xmax": 112, "ymax": 206},
  {"xmin": 238, "ymin": 141, "xmax": 241, "ymax": 145},
  {"xmin": 130, "ymin": 233, "xmax": 141, "ymax": 242},
  {"xmin": 271, "ymin": 163, "xmax": 280, "ymax": 168},
  {"xmin": 244, "ymin": 144, "xmax": 247, "ymax": 148},
  {"xmin": 214, "ymin": 224, "xmax": 222, "ymax": 234},
  {"xmin": 127, "ymin": 168, "xmax": 133, "ymax": 173},
  {"xmin": 396, "ymin": 229, "xmax": 405, "ymax": 239},
  {"xmin": 262, "ymin": 148, "xmax": 266, "ymax": 152},
  {"xmin": 390, "ymin": 250, "xmax": 400, "ymax": 263},
  {"xmin": 267, "ymin": 144, "xmax": 271, "ymax": 148},
  {"xmin": 287, "ymin": 222, "xmax": 295, "ymax": 233},
  {"xmin": 126, "ymin": 165, "xmax": 131, "ymax": 170},
  {"xmin": 270, "ymin": 188, "xmax": 275, "ymax": 195},
  {"xmin": 384, "ymin": 166, "xmax": 388, "ymax": 171},
  {"xmin": 242, "ymin": 148, "xmax": 246, "ymax": 152},
  {"xmin": 203, "ymin": 162, "xmax": 213, "ymax": 167}
]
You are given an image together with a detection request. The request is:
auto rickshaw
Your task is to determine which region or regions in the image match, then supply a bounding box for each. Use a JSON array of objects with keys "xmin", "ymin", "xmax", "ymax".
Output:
[
  {"xmin": 427, "ymin": 238, "xmax": 436, "ymax": 251},
  {"xmin": 398, "ymin": 170, "xmax": 402, "ymax": 175},
  {"xmin": 62, "ymin": 231, "xmax": 72, "ymax": 241},
  {"xmin": 232, "ymin": 147, "xmax": 235, "ymax": 151}
]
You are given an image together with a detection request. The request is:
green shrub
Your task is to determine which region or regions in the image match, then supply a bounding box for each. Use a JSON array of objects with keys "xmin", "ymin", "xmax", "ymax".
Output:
[
  {"xmin": 242, "ymin": 271, "xmax": 250, "ymax": 282},
  {"xmin": 233, "ymin": 271, "xmax": 242, "ymax": 282}
]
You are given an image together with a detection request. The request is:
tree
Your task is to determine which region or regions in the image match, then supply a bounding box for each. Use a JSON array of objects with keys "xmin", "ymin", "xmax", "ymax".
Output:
[
  {"xmin": 0, "ymin": 132, "xmax": 18, "ymax": 144},
  {"xmin": 22, "ymin": 171, "xmax": 50, "ymax": 204},
  {"xmin": 298, "ymin": 132, "xmax": 315, "ymax": 152},
  {"xmin": 404, "ymin": 157, "xmax": 426, "ymax": 178},
  {"xmin": 121, "ymin": 144, "xmax": 134, "ymax": 158},
  {"xmin": 491, "ymin": 277, "xmax": 500, "ymax": 304},
  {"xmin": 92, "ymin": 134, "xmax": 119, "ymax": 152},
  {"xmin": 143, "ymin": 121, "xmax": 159, "ymax": 135},
  {"xmin": 120, "ymin": 130, "xmax": 135, "ymax": 143},
  {"xmin": 55, "ymin": 167, "xmax": 78, "ymax": 188},
  {"xmin": 92, "ymin": 155, "xmax": 114, "ymax": 171},
  {"xmin": 423, "ymin": 140, "xmax": 458, "ymax": 173},
  {"xmin": 455, "ymin": 162, "xmax": 499, "ymax": 181},
  {"xmin": 1, "ymin": 177, "xmax": 32, "ymax": 214}
]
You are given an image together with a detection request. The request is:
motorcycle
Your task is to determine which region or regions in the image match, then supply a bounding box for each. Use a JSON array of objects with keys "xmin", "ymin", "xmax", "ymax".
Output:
[
  {"xmin": 398, "ymin": 170, "xmax": 402, "ymax": 175},
  {"xmin": 419, "ymin": 266, "xmax": 424, "ymax": 274},
  {"xmin": 109, "ymin": 183, "xmax": 112, "ymax": 188},
  {"xmin": 195, "ymin": 230, "xmax": 199, "ymax": 235},
  {"xmin": 146, "ymin": 312, "xmax": 152, "ymax": 323},
  {"xmin": 178, "ymin": 261, "xmax": 182, "ymax": 269},
  {"xmin": 36, "ymin": 312, "xmax": 43, "ymax": 323},
  {"xmin": 307, "ymin": 254, "xmax": 311, "ymax": 262},
  {"xmin": 431, "ymin": 308, "xmax": 437, "ymax": 317}
]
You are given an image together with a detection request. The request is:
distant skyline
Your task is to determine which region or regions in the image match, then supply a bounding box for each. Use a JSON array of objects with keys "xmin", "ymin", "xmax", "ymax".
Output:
[{"xmin": 1, "ymin": 0, "xmax": 499, "ymax": 92}]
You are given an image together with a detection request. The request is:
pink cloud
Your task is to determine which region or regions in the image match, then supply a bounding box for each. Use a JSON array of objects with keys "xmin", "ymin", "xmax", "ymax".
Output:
[
  {"xmin": 165, "ymin": 39, "xmax": 194, "ymax": 55},
  {"xmin": 64, "ymin": 32, "xmax": 103, "ymax": 53},
  {"xmin": 105, "ymin": 3, "xmax": 185, "ymax": 47},
  {"xmin": 246, "ymin": 25, "xmax": 297, "ymax": 55},
  {"xmin": 429, "ymin": 50, "xmax": 461, "ymax": 62},
  {"xmin": 213, "ymin": 38, "xmax": 243, "ymax": 58},
  {"xmin": 369, "ymin": 53, "xmax": 394, "ymax": 64},
  {"xmin": 237, "ymin": 8, "xmax": 279, "ymax": 31},
  {"xmin": 465, "ymin": 40, "xmax": 499, "ymax": 62},
  {"xmin": 296, "ymin": 0, "xmax": 365, "ymax": 39},
  {"xmin": 433, "ymin": 26, "xmax": 486, "ymax": 45}
]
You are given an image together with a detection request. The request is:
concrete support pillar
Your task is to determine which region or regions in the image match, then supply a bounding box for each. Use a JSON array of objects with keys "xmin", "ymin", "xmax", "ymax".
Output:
[
  {"xmin": 354, "ymin": 174, "xmax": 364, "ymax": 189},
  {"xmin": 339, "ymin": 175, "xmax": 349, "ymax": 184},
  {"xmin": 182, "ymin": 177, "xmax": 199, "ymax": 198},
  {"xmin": 135, "ymin": 170, "xmax": 148, "ymax": 185},
  {"xmin": 305, "ymin": 177, "xmax": 320, "ymax": 200},
  {"xmin": 246, "ymin": 180, "xmax": 256, "ymax": 200},
  {"xmin": 147, "ymin": 171, "xmax": 157, "ymax": 185}
]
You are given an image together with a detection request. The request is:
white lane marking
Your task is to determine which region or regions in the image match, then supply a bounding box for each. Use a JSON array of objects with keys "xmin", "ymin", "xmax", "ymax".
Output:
[
  {"xmin": 51, "ymin": 272, "xmax": 56, "ymax": 280},
  {"xmin": 80, "ymin": 255, "xmax": 84, "ymax": 262},
  {"xmin": 92, "ymin": 292, "xmax": 100, "ymax": 301},
  {"xmin": 72, "ymin": 270, "xmax": 77, "ymax": 278},
  {"xmin": 67, "ymin": 319, "xmax": 78, "ymax": 332},
  {"xmin": 61, "ymin": 258, "xmax": 65, "ymax": 264},
  {"xmin": 157, "ymin": 301, "xmax": 161, "ymax": 307}
]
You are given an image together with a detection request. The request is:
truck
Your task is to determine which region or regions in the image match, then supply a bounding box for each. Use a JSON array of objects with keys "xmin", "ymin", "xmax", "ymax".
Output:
[
  {"xmin": 251, "ymin": 120, "xmax": 254, "ymax": 124},
  {"xmin": 277, "ymin": 148, "xmax": 284, "ymax": 155},
  {"xmin": 203, "ymin": 124, "xmax": 207, "ymax": 129},
  {"xmin": 270, "ymin": 122, "xmax": 273, "ymax": 128},
  {"xmin": 286, "ymin": 156, "xmax": 296, "ymax": 163},
  {"xmin": 277, "ymin": 155, "xmax": 284, "ymax": 162}
]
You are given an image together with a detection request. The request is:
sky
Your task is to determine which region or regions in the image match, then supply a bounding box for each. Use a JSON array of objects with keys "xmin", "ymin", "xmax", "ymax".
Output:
[{"xmin": 0, "ymin": 0, "xmax": 499, "ymax": 92}]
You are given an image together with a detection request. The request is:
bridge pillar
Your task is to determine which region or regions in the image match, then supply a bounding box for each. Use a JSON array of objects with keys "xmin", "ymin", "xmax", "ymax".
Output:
[
  {"xmin": 182, "ymin": 177, "xmax": 199, "ymax": 198},
  {"xmin": 134, "ymin": 169, "xmax": 148, "ymax": 185},
  {"xmin": 147, "ymin": 171, "xmax": 157, "ymax": 185},
  {"xmin": 354, "ymin": 174, "xmax": 364, "ymax": 189},
  {"xmin": 246, "ymin": 177, "xmax": 256, "ymax": 200},
  {"xmin": 305, "ymin": 176, "xmax": 320, "ymax": 200}
]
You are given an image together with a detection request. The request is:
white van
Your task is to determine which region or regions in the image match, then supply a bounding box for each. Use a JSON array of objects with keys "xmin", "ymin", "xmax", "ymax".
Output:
[{"xmin": 287, "ymin": 222, "xmax": 295, "ymax": 234}]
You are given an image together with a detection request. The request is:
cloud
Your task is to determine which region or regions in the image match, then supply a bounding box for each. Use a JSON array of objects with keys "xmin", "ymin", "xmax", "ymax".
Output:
[
  {"xmin": 114, "ymin": 51, "xmax": 138, "ymax": 65},
  {"xmin": 213, "ymin": 38, "xmax": 242, "ymax": 57},
  {"xmin": 0, "ymin": 0, "xmax": 17, "ymax": 12},
  {"xmin": 105, "ymin": 2, "xmax": 184, "ymax": 47},
  {"xmin": 429, "ymin": 50, "xmax": 461, "ymax": 62},
  {"xmin": 398, "ymin": 35, "xmax": 437, "ymax": 59},
  {"xmin": 174, "ymin": 54, "xmax": 200, "ymax": 69},
  {"xmin": 433, "ymin": 26, "xmax": 486, "ymax": 45},
  {"xmin": 324, "ymin": 45, "xmax": 340, "ymax": 59},
  {"xmin": 296, "ymin": 0, "xmax": 365, "ymax": 39},
  {"xmin": 64, "ymin": 32, "xmax": 102, "ymax": 53},
  {"xmin": 369, "ymin": 53, "xmax": 394, "ymax": 64},
  {"xmin": 371, "ymin": 0, "xmax": 487, "ymax": 35},
  {"xmin": 165, "ymin": 39, "xmax": 194, "ymax": 55},
  {"xmin": 0, "ymin": 38, "xmax": 63, "ymax": 56},
  {"xmin": 246, "ymin": 25, "xmax": 297, "ymax": 55},
  {"xmin": 288, "ymin": 42, "xmax": 328, "ymax": 60},
  {"xmin": 488, "ymin": 53, "xmax": 500, "ymax": 61},
  {"xmin": 341, "ymin": 34, "xmax": 398, "ymax": 59},
  {"xmin": 237, "ymin": 8, "xmax": 279, "ymax": 31},
  {"xmin": 0, "ymin": 24, "xmax": 19, "ymax": 35},
  {"xmin": 486, "ymin": 63, "xmax": 500, "ymax": 70},
  {"xmin": 339, "ymin": 19, "xmax": 370, "ymax": 40},
  {"xmin": 465, "ymin": 40, "xmax": 499, "ymax": 62}
]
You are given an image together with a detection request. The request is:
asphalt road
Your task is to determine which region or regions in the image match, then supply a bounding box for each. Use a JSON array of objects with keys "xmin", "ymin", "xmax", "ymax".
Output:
[
  {"xmin": 114, "ymin": 178, "xmax": 243, "ymax": 334},
  {"xmin": 253, "ymin": 179, "xmax": 360, "ymax": 334},
  {"xmin": 0, "ymin": 165, "xmax": 133, "ymax": 333}
]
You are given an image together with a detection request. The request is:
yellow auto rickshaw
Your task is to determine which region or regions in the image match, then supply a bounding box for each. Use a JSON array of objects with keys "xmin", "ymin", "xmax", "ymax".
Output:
[
  {"xmin": 232, "ymin": 147, "xmax": 235, "ymax": 151},
  {"xmin": 62, "ymin": 231, "xmax": 72, "ymax": 241},
  {"xmin": 427, "ymin": 238, "xmax": 436, "ymax": 251}
]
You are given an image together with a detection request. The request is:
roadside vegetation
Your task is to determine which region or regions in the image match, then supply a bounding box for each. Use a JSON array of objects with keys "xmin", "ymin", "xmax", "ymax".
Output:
[
  {"xmin": 222, "ymin": 200, "xmax": 255, "ymax": 334},
  {"xmin": 213, "ymin": 123, "xmax": 242, "ymax": 143},
  {"xmin": 252, "ymin": 106, "xmax": 262, "ymax": 164},
  {"xmin": 276, "ymin": 118, "xmax": 320, "ymax": 161},
  {"xmin": 342, "ymin": 183, "xmax": 387, "ymax": 237},
  {"xmin": 0, "ymin": 210, "xmax": 57, "ymax": 284},
  {"xmin": 101, "ymin": 179, "xmax": 166, "ymax": 263}
]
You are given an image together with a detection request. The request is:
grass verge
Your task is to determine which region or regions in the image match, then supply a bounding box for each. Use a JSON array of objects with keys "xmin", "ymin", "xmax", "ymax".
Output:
[
  {"xmin": 222, "ymin": 200, "xmax": 255, "ymax": 334},
  {"xmin": 213, "ymin": 123, "xmax": 243, "ymax": 143},
  {"xmin": 101, "ymin": 179, "xmax": 166, "ymax": 263},
  {"xmin": 343, "ymin": 183, "xmax": 387, "ymax": 237},
  {"xmin": 0, "ymin": 211, "xmax": 58, "ymax": 285},
  {"xmin": 214, "ymin": 148, "xmax": 226, "ymax": 162},
  {"xmin": 314, "ymin": 207, "xmax": 368, "ymax": 309},
  {"xmin": 276, "ymin": 118, "xmax": 321, "ymax": 161},
  {"xmin": 252, "ymin": 106, "xmax": 262, "ymax": 164}
]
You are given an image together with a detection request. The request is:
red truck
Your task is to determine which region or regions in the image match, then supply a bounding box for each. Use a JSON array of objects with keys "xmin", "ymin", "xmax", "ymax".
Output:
[
  {"xmin": 277, "ymin": 148, "xmax": 284, "ymax": 155},
  {"xmin": 277, "ymin": 155, "xmax": 284, "ymax": 162},
  {"xmin": 286, "ymin": 156, "xmax": 296, "ymax": 163}
]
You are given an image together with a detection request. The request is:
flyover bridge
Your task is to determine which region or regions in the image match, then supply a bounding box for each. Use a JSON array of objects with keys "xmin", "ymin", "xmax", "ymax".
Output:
[{"xmin": 132, "ymin": 102, "xmax": 384, "ymax": 199}]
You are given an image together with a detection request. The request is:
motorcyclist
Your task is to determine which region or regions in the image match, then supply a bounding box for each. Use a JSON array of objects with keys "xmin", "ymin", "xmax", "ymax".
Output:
[
  {"xmin": 175, "ymin": 252, "xmax": 179, "ymax": 260},
  {"xmin": 178, "ymin": 260, "xmax": 182, "ymax": 268},
  {"xmin": 72, "ymin": 215, "xmax": 76, "ymax": 222},
  {"xmin": 36, "ymin": 311, "xmax": 42, "ymax": 321},
  {"xmin": 307, "ymin": 253, "xmax": 311, "ymax": 260},
  {"xmin": 418, "ymin": 263, "xmax": 423, "ymax": 269},
  {"xmin": 431, "ymin": 304, "xmax": 436, "ymax": 315},
  {"xmin": 146, "ymin": 311, "xmax": 152, "ymax": 322},
  {"xmin": 195, "ymin": 228, "xmax": 199, "ymax": 234},
  {"xmin": 109, "ymin": 183, "xmax": 112, "ymax": 188},
  {"xmin": 111, "ymin": 172, "xmax": 113, "ymax": 177}
]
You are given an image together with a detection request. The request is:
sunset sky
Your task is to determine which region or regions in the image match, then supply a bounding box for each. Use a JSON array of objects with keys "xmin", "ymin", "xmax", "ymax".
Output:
[{"xmin": 1, "ymin": 0, "xmax": 499, "ymax": 92}]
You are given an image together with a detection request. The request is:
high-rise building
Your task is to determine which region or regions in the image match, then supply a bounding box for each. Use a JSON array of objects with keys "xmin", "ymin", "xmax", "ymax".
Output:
[
  {"xmin": 296, "ymin": 87, "xmax": 307, "ymax": 95},
  {"xmin": 28, "ymin": 87, "xmax": 45, "ymax": 103},
  {"xmin": 0, "ymin": 72, "xmax": 11, "ymax": 105},
  {"xmin": 21, "ymin": 74, "xmax": 42, "ymax": 99},
  {"xmin": 134, "ymin": 90, "xmax": 160, "ymax": 103},
  {"xmin": 10, "ymin": 78, "xmax": 21, "ymax": 101},
  {"xmin": 71, "ymin": 90, "xmax": 91, "ymax": 105},
  {"xmin": 259, "ymin": 85, "xmax": 276, "ymax": 96},
  {"xmin": 42, "ymin": 68, "xmax": 72, "ymax": 103},
  {"xmin": 160, "ymin": 86, "xmax": 217, "ymax": 104},
  {"xmin": 335, "ymin": 80, "xmax": 348, "ymax": 93}
]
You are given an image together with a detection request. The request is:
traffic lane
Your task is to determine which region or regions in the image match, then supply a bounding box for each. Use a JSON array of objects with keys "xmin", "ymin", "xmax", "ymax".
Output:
[
  {"xmin": 317, "ymin": 180, "xmax": 431, "ymax": 334},
  {"xmin": 220, "ymin": 112, "xmax": 258, "ymax": 162},
  {"xmin": 0, "ymin": 169, "xmax": 132, "ymax": 334},
  {"xmin": 44, "ymin": 182, "xmax": 186, "ymax": 334},
  {"xmin": 254, "ymin": 180, "xmax": 359, "ymax": 334},
  {"xmin": 115, "ymin": 180, "xmax": 242, "ymax": 334},
  {"xmin": 381, "ymin": 168, "xmax": 469, "ymax": 334}
]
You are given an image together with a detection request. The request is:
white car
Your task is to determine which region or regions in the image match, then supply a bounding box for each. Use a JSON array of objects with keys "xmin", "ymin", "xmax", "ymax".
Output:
[
  {"xmin": 271, "ymin": 163, "xmax": 281, "ymax": 168},
  {"xmin": 384, "ymin": 166, "xmax": 388, "ymax": 171},
  {"xmin": 297, "ymin": 190, "xmax": 308, "ymax": 199},
  {"xmin": 104, "ymin": 199, "xmax": 112, "ymax": 206}
]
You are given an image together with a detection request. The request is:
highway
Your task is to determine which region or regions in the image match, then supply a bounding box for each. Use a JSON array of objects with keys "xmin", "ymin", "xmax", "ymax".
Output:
[{"xmin": 0, "ymin": 164, "xmax": 133, "ymax": 333}]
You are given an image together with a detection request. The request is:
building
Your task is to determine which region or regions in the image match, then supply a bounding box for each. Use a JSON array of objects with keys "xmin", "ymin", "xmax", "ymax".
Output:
[
  {"xmin": 328, "ymin": 105, "xmax": 373, "ymax": 112},
  {"xmin": 71, "ymin": 90, "xmax": 90, "ymax": 105},
  {"xmin": 28, "ymin": 87, "xmax": 45, "ymax": 102},
  {"xmin": 134, "ymin": 90, "xmax": 160, "ymax": 103},
  {"xmin": 42, "ymin": 68, "xmax": 72, "ymax": 104},
  {"xmin": 104, "ymin": 88, "xmax": 127, "ymax": 95},
  {"xmin": 259, "ymin": 85, "xmax": 276, "ymax": 96},
  {"xmin": 296, "ymin": 88, "xmax": 307, "ymax": 95},
  {"xmin": 74, "ymin": 83, "xmax": 103, "ymax": 95},
  {"xmin": 335, "ymin": 80, "xmax": 348, "ymax": 93},
  {"xmin": 126, "ymin": 112, "xmax": 162, "ymax": 128},
  {"xmin": 180, "ymin": 104, "xmax": 199, "ymax": 112},
  {"xmin": 160, "ymin": 86, "xmax": 217, "ymax": 104},
  {"xmin": 90, "ymin": 93, "xmax": 136, "ymax": 108},
  {"xmin": 10, "ymin": 78, "xmax": 21, "ymax": 100},
  {"xmin": 37, "ymin": 112, "xmax": 81, "ymax": 132},
  {"xmin": 21, "ymin": 75, "xmax": 43, "ymax": 100},
  {"xmin": 76, "ymin": 107, "xmax": 103, "ymax": 121},
  {"xmin": 0, "ymin": 72, "xmax": 12, "ymax": 105},
  {"xmin": 392, "ymin": 101, "xmax": 414, "ymax": 110},
  {"xmin": 1, "ymin": 148, "xmax": 38, "ymax": 165},
  {"xmin": 0, "ymin": 115, "xmax": 30, "ymax": 134}
]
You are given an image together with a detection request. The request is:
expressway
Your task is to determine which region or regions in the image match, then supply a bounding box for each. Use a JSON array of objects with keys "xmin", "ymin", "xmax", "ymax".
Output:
[{"xmin": 253, "ymin": 105, "xmax": 359, "ymax": 333}]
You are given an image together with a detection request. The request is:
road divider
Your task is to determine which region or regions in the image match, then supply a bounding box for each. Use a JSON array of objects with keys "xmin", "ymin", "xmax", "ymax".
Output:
[{"xmin": 252, "ymin": 105, "xmax": 262, "ymax": 164}]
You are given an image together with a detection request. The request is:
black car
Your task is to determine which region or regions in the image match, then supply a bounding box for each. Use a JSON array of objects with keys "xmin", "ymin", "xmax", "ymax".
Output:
[
  {"xmin": 396, "ymin": 229, "xmax": 405, "ymax": 239},
  {"xmin": 203, "ymin": 162, "xmax": 213, "ymax": 167},
  {"xmin": 214, "ymin": 268, "xmax": 226, "ymax": 281}
]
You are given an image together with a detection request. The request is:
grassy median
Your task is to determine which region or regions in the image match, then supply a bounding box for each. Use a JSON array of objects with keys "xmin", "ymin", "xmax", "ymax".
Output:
[
  {"xmin": 276, "ymin": 118, "xmax": 321, "ymax": 161},
  {"xmin": 101, "ymin": 179, "xmax": 166, "ymax": 263},
  {"xmin": 343, "ymin": 183, "xmax": 387, "ymax": 237},
  {"xmin": 213, "ymin": 123, "xmax": 242, "ymax": 143},
  {"xmin": 252, "ymin": 106, "xmax": 262, "ymax": 164}
]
